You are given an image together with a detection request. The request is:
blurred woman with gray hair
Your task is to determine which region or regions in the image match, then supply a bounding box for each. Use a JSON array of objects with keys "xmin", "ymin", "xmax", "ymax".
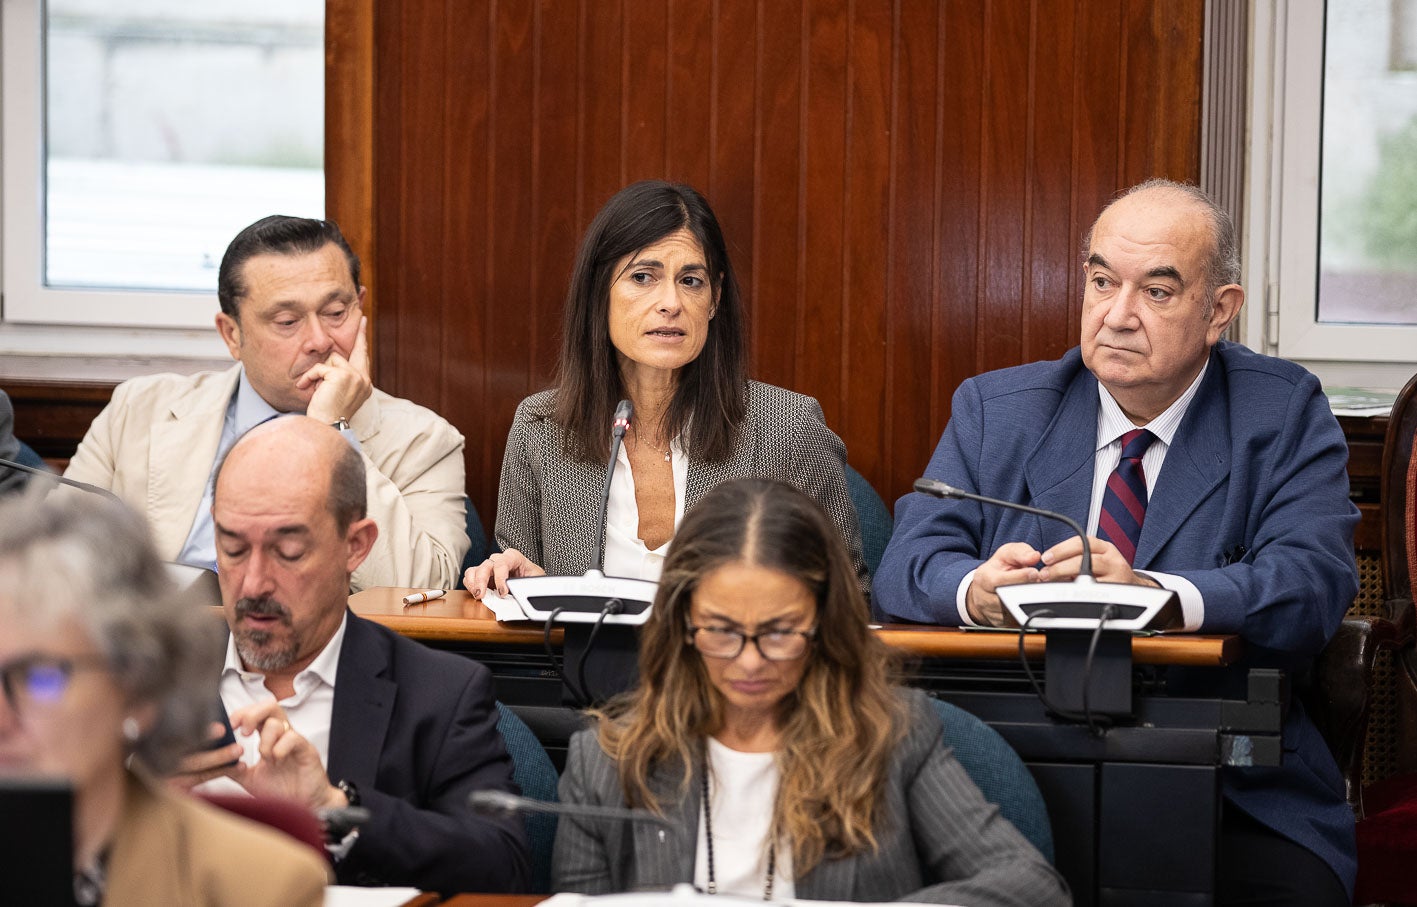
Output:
[{"xmin": 0, "ymin": 489, "xmax": 327, "ymax": 905}]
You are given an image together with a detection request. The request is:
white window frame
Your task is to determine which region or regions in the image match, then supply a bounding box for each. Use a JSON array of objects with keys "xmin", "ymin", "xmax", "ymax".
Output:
[
  {"xmin": 1246, "ymin": 0, "xmax": 1417, "ymax": 389},
  {"xmin": 1, "ymin": 0, "xmax": 232, "ymax": 360}
]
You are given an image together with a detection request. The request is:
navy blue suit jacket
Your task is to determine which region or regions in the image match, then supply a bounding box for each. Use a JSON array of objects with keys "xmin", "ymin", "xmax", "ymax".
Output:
[
  {"xmin": 327, "ymin": 611, "xmax": 531, "ymax": 893},
  {"xmin": 875, "ymin": 341, "xmax": 1360, "ymax": 892}
]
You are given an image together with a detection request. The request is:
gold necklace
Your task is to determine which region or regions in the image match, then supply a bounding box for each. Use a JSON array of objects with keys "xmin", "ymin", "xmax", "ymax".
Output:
[{"xmin": 632, "ymin": 428, "xmax": 672, "ymax": 462}]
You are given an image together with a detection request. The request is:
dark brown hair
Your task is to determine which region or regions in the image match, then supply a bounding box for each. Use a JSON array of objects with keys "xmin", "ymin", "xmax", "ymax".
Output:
[
  {"xmin": 218, "ymin": 215, "xmax": 360, "ymax": 319},
  {"xmin": 553, "ymin": 181, "xmax": 746, "ymax": 463}
]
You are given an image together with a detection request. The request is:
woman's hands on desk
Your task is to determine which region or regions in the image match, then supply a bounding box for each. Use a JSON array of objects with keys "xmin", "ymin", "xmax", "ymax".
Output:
[{"xmin": 464, "ymin": 548, "xmax": 546, "ymax": 598}]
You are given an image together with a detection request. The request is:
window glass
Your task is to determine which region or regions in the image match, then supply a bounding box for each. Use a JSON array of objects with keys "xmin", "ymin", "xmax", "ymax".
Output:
[
  {"xmin": 1318, "ymin": 0, "xmax": 1417, "ymax": 325},
  {"xmin": 44, "ymin": 0, "xmax": 324, "ymax": 293}
]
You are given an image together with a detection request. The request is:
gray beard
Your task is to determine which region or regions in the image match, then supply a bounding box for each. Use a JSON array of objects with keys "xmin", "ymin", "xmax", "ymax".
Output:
[
  {"xmin": 232, "ymin": 596, "xmax": 298, "ymax": 672},
  {"xmin": 234, "ymin": 627, "xmax": 299, "ymax": 672}
]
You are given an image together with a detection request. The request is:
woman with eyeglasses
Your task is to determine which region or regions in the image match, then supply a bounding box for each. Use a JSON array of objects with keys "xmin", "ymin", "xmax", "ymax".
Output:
[
  {"xmin": 552, "ymin": 478, "xmax": 1069, "ymax": 905},
  {"xmin": 0, "ymin": 490, "xmax": 327, "ymax": 906}
]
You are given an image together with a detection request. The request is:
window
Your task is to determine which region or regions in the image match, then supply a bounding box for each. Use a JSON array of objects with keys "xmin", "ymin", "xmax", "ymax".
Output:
[
  {"xmin": 1250, "ymin": 0, "xmax": 1417, "ymax": 387},
  {"xmin": 1, "ymin": 0, "xmax": 323, "ymax": 349}
]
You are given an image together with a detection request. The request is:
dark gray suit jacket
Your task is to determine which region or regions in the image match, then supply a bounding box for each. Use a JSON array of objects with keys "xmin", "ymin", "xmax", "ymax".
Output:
[
  {"xmin": 494, "ymin": 381, "xmax": 870, "ymax": 596},
  {"xmin": 552, "ymin": 689, "xmax": 1069, "ymax": 906}
]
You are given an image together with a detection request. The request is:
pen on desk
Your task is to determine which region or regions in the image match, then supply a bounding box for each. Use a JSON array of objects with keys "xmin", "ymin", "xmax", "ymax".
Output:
[{"xmin": 402, "ymin": 589, "xmax": 447, "ymax": 606}]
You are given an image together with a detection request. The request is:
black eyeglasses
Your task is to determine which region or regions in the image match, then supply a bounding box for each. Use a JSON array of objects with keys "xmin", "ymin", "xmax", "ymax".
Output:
[
  {"xmin": 687, "ymin": 624, "xmax": 816, "ymax": 661},
  {"xmin": 0, "ymin": 655, "xmax": 110, "ymax": 715}
]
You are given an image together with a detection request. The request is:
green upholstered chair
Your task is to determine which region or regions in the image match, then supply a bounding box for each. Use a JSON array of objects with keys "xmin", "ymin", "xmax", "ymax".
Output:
[
  {"xmin": 494, "ymin": 702, "xmax": 559, "ymax": 893},
  {"xmin": 930, "ymin": 697, "xmax": 1055, "ymax": 863}
]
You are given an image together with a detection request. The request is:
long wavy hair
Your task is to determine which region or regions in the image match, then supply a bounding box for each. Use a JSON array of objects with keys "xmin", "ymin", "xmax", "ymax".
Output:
[
  {"xmin": 593, "ymin": 478, "xmax": 903, "ymax": 875},
  {"xmin": 553, "ymin": 180, "xmax": 747, "ymax": 464}
]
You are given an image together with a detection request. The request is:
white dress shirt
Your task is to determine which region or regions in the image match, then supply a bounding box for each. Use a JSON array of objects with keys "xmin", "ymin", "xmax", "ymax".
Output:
[
  {"xmin": 219, "ymin": 613, "xmax": 348, "ymax": 774},
  {"xmin": 602, "ymin": 437, "xmax": 688, "ymax": 580},
  {"xmin": 955, "ymin": 364, "xmax": 1208, "ymax": 629}
]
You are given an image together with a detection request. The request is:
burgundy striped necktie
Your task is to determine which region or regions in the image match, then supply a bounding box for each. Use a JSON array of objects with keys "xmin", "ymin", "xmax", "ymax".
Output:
[{"xmin": 1097, "ymin": 428, "xmax": 1156, "ymax": 564}]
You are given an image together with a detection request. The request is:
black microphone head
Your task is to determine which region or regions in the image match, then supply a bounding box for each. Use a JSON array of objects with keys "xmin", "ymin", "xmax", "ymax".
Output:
[
  {"xmin": 913, "ymin": 477, "xmax": 960, "ymax": 499},
  {"xmin": 613, "ymin": 399, "xmax": 633, "ymax": 423}
]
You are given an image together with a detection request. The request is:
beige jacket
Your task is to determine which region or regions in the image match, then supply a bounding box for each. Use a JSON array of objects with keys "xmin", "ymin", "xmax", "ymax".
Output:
[
  {"xmin": 105, "ymin": 772, "xmax": 327, "ymax": 906},
  {"xmin": 65, "ymin": 365, "xmax": 468, "ymax": 590}
]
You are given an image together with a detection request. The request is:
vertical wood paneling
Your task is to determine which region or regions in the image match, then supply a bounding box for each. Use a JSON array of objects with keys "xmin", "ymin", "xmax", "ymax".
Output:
[
  {"xmin": 934, "ymin": 2, "xmax": 985, "ymax": 459},
  {"xmin": 346, "ymin": 0, "xmax": 1209, "ymax": 531},
  {"xmin": 442, "ymin": 1, "xmax": 493, "ymax": 508},
  {"xmin": 753, "ymin": 0, "xmax": 806, "ymax": 389},
  {"xmin": 845, "ymin": 0, "xmax": 894, "ymax": 488},
  {"xmin": 801, "ymin": 0, "xmax": 848, "ymax": 429}
]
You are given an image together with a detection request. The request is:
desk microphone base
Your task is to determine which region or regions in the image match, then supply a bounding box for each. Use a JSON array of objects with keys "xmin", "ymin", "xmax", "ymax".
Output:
[{"xmin": 1044, "ymin": 629, "xmax": 1134, "ymax": 716}]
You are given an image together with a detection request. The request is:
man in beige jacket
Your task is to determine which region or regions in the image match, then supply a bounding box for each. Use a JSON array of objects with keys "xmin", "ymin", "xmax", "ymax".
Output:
[{"xmin": 65, "ymin": 215, "xmax": 468, "ymax": 591}]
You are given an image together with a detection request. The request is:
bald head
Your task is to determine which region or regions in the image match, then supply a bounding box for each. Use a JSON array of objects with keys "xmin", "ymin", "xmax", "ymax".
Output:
[
  {"xmin": 212, "ymin": 416, "xmax": 376, "ymax": 682},
  {"xmin": 1085, "ymin": 179, "xmax": 1240, "ymax": 303},
  {"xmin": 215, "ymin": 415, "xmax": 366, "ymax": 532}
]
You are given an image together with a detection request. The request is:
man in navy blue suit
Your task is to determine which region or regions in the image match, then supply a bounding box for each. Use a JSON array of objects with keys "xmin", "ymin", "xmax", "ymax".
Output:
[{"xmin": 876, "ymin": 179, "xmax": 1359, "ymax": 905}]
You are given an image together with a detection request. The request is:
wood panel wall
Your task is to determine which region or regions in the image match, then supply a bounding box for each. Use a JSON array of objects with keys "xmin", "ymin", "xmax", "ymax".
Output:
[{"xmin": 330, "ymin": 0, "xmax": 1206, "ymax": 532}]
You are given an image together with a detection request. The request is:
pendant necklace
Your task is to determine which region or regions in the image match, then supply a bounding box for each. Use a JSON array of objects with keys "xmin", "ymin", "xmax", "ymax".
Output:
[{"xmin": 701, "ymin": 764, "xmax": 775, "ymax": 900}]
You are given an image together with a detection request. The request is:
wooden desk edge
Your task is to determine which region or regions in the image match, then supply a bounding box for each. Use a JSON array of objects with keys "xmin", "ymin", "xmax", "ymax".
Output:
[
  {"xmin": 875, "ymin": 626, "xmax": 1239, "ymax": 666},
  {"xmin": 346, "ymin": 588, "xmax": 1238, "ymax": 667}
]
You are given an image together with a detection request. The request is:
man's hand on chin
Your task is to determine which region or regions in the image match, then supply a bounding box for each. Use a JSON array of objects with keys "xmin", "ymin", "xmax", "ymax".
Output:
[{"xmin": 299, "ymin": 315, "xmax": 373, "ymax": 426}]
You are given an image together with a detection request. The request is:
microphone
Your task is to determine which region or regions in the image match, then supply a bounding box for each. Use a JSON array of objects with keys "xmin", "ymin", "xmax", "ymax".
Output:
[
  {"xmin": 911, "ymin": 476, "xmax": 1178, "ymax": 632},
  {"xmin": 594, "ymin": 399, "xmax": 634, "ymax": 573},
  {"xmin": 468, "ymin": 789, "xmax": 674, "ymax": 831},
  {"xmin": 914, "ymin": 477, "xmax": 1093, "ymax": 579},
  {"xmin": 0, "ymin": 456, "xmax": 123, "ymax": 503}
]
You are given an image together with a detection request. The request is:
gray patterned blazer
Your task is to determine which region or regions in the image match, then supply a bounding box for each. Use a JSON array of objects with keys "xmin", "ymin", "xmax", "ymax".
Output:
[
  {"xmin": 494, "ymin": 381, "xmax": 870, "ymax": 596},
  {"xmin": 552, "ymin": 688, "xmax": 1070, "ymax": 906}
]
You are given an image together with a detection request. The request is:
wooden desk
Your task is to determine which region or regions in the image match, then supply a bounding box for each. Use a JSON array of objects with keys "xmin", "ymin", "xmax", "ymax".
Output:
[
  {"xmin": 349, "ymin": 587, "xmax": 1239, "ymax": 667},
  {"xmin": 351, "ymin": 587, "xmax": 1264, "ymax": 907}
]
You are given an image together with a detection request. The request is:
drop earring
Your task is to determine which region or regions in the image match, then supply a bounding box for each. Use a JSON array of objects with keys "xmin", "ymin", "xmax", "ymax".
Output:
[{"xmin": 121, "ymin": 716, "xmax": 141, "ymax": 743}]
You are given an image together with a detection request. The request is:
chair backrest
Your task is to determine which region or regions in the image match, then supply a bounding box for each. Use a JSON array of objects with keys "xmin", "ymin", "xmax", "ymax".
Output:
[
  {"xmin": 14, "ymin": 439, "xmax": 46, "ymax": 471},
  {"xmin": 197, "ymin": 792, "xmax": 328, "ymax": 860},
  {"xmin": 495, "ymin": 701, "xmax": 559, "ymax": 893},
  {"xmin": 1382, "ymin": 371, "xmax": 1417, "ymax": 602},
  {"xmin": 929, "ymin": 698, "xmax": 1054, "ymax": 863},
  {"xmin": 458, "ymin": 495, "xmax": 491, "ymax": 589},
  {"xmin": 845, "ymin": 465, "xmax": 892, "ymax": 580}
]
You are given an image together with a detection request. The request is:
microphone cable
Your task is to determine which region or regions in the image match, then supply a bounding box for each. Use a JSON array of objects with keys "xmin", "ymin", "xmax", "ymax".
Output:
[
  {"xmin": 542, "ymin": 607, "xmax": 575, "ymax": 702},
  {"xmin": 575, "ymin": 597, "xmax": 625, "ymax": 708},
  {"xmin": 1017, "ymin": 608, "xmax": 1115, "ymax": 736}
]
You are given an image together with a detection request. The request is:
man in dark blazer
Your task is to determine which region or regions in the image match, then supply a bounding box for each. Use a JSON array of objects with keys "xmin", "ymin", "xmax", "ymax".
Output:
[
  {"xmin": 876, "ymin": 180, "xmax": 1358, "ymax": 905},
  {"xmin": 180, "ymin": 415, "xmax": 530, "ymax": 894}
]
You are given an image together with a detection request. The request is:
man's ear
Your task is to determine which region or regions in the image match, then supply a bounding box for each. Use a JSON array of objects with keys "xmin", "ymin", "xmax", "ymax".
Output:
[
  {"xmin": 1206, "ymin": 284, "xmax": 1245, "ymax": 345},
  {"xmin": 215, "ymin": 312, "xmax": 243, "ymax": 361},
  {"xmin": 344, "ymin": 516, "xmax": 379, "ymax": 575}
]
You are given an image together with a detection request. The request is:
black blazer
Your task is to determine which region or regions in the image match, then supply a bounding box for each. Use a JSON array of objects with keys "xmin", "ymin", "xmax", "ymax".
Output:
[{"xmin": 327, "ymin": 611, "xmax": 531, "ymax": 893}]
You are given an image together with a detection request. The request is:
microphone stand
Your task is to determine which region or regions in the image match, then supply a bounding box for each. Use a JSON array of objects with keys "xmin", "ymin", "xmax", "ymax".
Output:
[
  {"xmin": 507, "ymin": 400, "xmax": 656, "ymax": 707},
  {"xmin": 913, "ymin": 477, "xmax": 1180, "ymax": 719}
]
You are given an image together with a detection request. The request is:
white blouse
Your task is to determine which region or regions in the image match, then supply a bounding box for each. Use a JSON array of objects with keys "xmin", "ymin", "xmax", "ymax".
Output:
[{"xmin": 602, "ymin": 437, "xmax": 688, "ymax": 580}]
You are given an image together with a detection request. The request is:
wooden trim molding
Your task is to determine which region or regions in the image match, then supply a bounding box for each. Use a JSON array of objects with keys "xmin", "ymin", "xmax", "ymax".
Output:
[{"xmin": 325, "ymin": 0, "xmax": 378, "ymax": 372}]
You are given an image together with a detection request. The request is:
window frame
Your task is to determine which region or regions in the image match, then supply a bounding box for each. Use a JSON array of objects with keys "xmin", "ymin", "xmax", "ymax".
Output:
[{"xmin": 1246, "ymin": 0, "xmax": 1417, "ymax": 388}]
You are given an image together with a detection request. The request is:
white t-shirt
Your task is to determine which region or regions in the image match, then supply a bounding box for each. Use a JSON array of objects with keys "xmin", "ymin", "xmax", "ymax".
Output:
[{"xmin": 693, "ymin": 738, "xmax": 795, "ymax": 900}]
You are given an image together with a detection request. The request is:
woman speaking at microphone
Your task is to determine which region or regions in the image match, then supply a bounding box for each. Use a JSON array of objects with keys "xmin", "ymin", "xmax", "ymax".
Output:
[
  {"xmin": 464, "ymin": 180, "xmax": 867, "ymax": 597},
  {"xmin": 552, "ymin": 479, "xmax": 1068, "ymax": 905}
]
